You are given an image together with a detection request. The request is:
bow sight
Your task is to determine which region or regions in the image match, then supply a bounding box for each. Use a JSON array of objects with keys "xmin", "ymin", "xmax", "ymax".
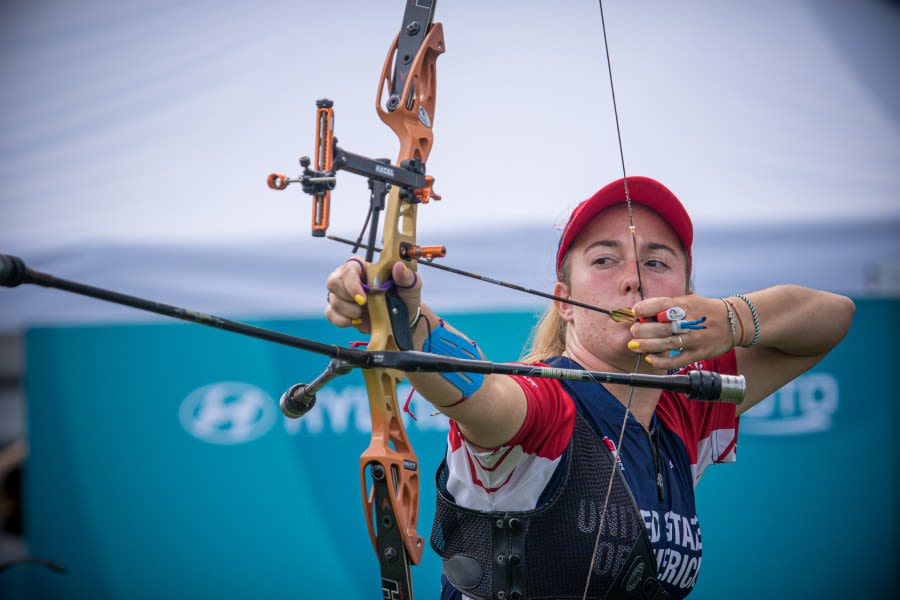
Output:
[
  {"xmin": 266, "ymin": 95, "xmax": 443, "ymax": 357},
  {"xmin": 266, "ymin": 100, "xmax": 440, "ymax": 242}
]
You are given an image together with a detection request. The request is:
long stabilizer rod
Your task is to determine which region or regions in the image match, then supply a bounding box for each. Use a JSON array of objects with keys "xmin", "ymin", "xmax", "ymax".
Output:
[{"xmin": 0, "ymin": 254, "xmax": 744, "ymax": 403}]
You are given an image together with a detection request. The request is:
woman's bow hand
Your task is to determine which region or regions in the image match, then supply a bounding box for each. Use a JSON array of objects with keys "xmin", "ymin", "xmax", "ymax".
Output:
[{"xmin": 325, "ymin": 258, "xmax": 423, "ymax": 334}]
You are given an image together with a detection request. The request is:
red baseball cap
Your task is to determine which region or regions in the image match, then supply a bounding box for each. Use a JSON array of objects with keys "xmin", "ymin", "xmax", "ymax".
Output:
[{"xmin": 556, "ymin": 176, "xmax": 693, "ymax": 276}]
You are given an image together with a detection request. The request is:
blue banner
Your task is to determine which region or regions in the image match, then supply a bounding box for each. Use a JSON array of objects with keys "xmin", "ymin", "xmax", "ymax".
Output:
[{"xmin": 4, "ymin": 301, "xmax": 896, "ymax": 598}]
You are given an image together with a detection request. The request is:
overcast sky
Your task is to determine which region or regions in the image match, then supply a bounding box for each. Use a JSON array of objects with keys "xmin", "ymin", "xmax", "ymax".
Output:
[{"xmin": 1, "ymin": 0, "xmax": 899, "ymax": 253}]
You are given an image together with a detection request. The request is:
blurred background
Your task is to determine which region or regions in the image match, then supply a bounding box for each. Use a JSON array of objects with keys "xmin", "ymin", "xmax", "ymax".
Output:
[{"xmin": 1, "ymin": 0, "xmax": 898, "ymax": 598}]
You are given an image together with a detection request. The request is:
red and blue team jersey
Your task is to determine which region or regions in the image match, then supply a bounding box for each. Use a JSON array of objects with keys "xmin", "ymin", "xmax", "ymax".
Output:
[{"xmin": 440, "ymin": 353, "xmax": 739, "ymax": 599}]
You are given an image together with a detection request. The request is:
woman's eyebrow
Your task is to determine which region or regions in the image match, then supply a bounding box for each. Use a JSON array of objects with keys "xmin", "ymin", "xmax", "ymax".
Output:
[
  {"xmin": 642, "ymin": 241, "xmax": 678, "ymax": 256},
  {"xmin": 583, "ymin": 240, "xmax": 620, "ymax": 253},
  {"xmin": 582, "ymin": 240, "xmax": 679, "ymax": 259}
]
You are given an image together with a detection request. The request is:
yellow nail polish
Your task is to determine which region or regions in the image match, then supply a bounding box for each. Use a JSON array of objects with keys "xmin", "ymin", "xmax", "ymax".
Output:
[
  {"xmin": 351, "ymin": 318, "xmax": 362, "ymax": 326},
  {"xmin": 627, "ymin": 340, "xmax": 640, "ymax": 350},
  {"xmin": 644, "ymin": 355, "xmax": 653, "ymax": 365},
  {"xmin": 354, "ymin": 294, "xmax": 366, "ymax": 306}
]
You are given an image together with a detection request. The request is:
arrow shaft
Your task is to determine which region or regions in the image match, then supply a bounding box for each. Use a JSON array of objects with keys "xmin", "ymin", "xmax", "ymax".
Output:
[{"xmin": 327, "ymin": 235, "xmax": 628, "ymax": 319}]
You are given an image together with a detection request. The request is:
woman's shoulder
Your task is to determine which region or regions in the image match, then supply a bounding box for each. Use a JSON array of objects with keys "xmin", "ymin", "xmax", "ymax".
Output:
[{"xmin": 656, "ymin": 350, "xmax": 740, "ymax": 481}]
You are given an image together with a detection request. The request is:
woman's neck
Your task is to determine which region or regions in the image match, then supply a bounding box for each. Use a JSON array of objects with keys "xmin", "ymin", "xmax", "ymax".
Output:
[{"xmin": 603, "ymin": 383, "xmax": 660, "ymax": 430}]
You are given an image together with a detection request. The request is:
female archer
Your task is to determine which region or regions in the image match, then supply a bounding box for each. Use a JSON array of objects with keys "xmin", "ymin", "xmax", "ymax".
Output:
[{"xmin": 324, "ymin": 175, "xmax": 854, "ymax": 599}]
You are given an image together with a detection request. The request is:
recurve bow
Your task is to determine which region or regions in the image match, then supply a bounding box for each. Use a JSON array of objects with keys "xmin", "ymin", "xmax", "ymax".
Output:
[{"xmin": 0, "ymin": 2, "xmax": 747, "ymax": 597}]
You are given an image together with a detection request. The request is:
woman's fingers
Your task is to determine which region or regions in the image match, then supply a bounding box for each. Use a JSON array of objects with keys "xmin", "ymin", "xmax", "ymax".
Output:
[
  {"xmin": 325, "ymin": 258, "xmax": 371, "ymax": 331},
  {"xmin": 628, "ymin": 295, "xmax": 729, "ymax": 369}
]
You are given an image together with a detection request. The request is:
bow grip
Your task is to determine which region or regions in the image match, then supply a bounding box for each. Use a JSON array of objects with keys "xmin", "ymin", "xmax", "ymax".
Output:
[{"xmin": 386, "ymin": 290, "xmax": 413, "ymax": 351}]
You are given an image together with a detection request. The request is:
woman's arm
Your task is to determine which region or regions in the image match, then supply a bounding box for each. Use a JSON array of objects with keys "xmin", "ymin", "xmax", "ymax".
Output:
[
  {"xmin": 725, "ymin": 285, "xmax": 855, "ymax": 415},
  {"xmin": 325, "ymin": 258, "xmax": 527, "ymax": 448},
  {"xmin": 630, "ymin": 285, "xmax": 855, "ymax": 414}
]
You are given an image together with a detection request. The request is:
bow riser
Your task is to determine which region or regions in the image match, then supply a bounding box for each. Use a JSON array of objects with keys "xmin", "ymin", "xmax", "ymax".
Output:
[
  {"xmin": 360, "ymin": 187, "xmax": 425, "ymax": 567},
  {"xmin": 357, "ymin": 9, "xmax": 446, "ymax": 595}
]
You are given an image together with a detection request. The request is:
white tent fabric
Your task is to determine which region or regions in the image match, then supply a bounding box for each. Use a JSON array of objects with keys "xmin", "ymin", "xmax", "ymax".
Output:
[{"xmin": 1, "ymin": 218, "xmax": 896, "ymax": 332}]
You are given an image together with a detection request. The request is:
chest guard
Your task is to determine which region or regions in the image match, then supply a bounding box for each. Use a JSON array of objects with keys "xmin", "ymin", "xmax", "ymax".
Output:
[{"xmin": 431, "ymin": 412, "xmax": 668, "ymax": 600}]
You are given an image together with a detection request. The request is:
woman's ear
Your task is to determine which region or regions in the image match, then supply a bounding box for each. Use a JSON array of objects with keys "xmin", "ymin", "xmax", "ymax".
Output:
[{"xmin": 553, "ymin": 281, "xmax": 574, "ymax": 322}]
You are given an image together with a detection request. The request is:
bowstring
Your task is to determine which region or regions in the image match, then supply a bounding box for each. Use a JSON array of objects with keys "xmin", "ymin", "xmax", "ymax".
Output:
[{"xmin": 582, "ymin": 1, "xmax": 646, "ymax": 597}]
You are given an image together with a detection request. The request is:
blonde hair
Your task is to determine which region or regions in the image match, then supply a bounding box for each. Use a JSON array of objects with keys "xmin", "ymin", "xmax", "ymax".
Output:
[
  {"xmin": 520, "ymin": 255, "xmax": 573, "ymax": 363},
  {"xmin": 521, "ymin": 305, "xmax": 567, "ymax": 363}
]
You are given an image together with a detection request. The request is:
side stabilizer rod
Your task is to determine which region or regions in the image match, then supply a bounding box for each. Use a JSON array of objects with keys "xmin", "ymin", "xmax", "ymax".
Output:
[{"xmin": 1, "ymin": 254, "xmax": 365, "ymax": 364}]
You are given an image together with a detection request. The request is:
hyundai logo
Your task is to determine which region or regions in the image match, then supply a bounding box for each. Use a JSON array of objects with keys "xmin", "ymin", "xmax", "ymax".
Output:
[
  {"xmin": 742, "ymin": 373, "xmax": 839, "ymax": 436},
  {"xmin": 180, "ymin": 382, "xmax": 276, "ymax": 444}
]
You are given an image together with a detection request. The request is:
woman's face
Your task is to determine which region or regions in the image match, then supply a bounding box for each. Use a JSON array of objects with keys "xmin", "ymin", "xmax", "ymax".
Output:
[{"xmin": 558, "ymin": 203, "xmax": 690, "ymax": 368}]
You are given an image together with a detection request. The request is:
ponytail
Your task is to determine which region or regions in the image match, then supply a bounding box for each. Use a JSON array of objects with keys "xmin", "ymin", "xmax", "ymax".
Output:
[{"xmin": 521, "ymin": 255, "xmax": 572, "ymax": 362}]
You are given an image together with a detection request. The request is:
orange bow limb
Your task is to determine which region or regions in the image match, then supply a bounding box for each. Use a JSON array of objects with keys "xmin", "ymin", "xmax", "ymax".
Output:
[{"xmin": 376, "ymin": 24, "xmax": 445, "ymax": 166}]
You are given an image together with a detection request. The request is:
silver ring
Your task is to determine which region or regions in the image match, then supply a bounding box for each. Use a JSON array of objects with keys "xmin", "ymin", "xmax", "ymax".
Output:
[{"xmin": 676, "ymin": 334, "xmax": 685, "ymax": 352}]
